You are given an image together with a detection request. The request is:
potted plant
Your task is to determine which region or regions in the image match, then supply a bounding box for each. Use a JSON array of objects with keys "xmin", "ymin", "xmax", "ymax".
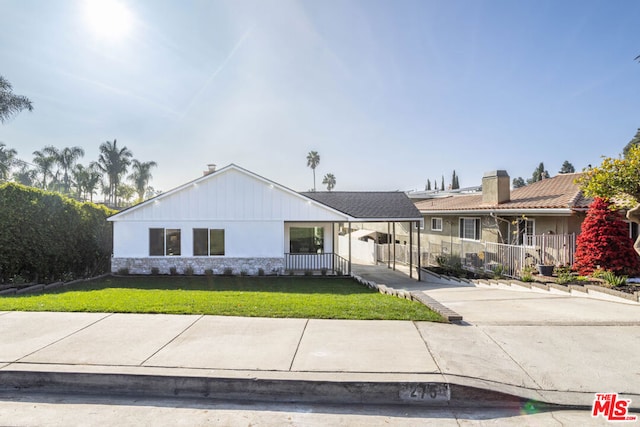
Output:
[{"xmin": 536, "ymin": 234, "xmax": 554, "ymax": 276}]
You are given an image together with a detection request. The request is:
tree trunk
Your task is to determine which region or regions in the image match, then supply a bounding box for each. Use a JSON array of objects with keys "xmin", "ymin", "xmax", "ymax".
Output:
[{"xmin": 626, "ymin": 204, "xmax": 640, "ymax": 256}]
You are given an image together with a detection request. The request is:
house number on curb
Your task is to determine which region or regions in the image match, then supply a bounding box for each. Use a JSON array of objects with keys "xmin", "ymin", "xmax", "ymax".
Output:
[{"xmin": 400, "ymin": 383, "xmax": 450, "ymax": 402}]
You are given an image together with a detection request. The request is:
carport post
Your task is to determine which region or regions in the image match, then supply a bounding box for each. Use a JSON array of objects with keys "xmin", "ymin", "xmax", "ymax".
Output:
[
  {"xmin": 392, "ymin": 222, "xmax": 396, "ymax": 271},
  {"xmin": 409, "ymin": 221, "xmax": 413, "ymax": 279},
  {"xmin": 387, "ymin": 222, "xmax": 391, "ymax": 269},
  {"xmin": 348, "ymin": 221, "xmax": 352, "ymax": 275},
  {"xmin": 417, "ymin": 220, "xmax": 421, "ymax": 281}
]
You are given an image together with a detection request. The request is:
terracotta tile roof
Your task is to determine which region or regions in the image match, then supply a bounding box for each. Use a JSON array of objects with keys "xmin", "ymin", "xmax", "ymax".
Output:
[
  {"xmin": 415, "ymin": 173, "xmax": 591, "ymax": 213},
  {"xmin": 302, "ymin": 191, "xmax": 422, "ymax": 220}
]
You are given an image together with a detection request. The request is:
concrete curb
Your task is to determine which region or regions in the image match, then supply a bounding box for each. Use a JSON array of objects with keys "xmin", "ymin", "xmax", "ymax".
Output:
[
  {"xmin": 351, "ymin": 272, "xmax": 464, "ymax": 322},
  {"xmin": 0, "ymin": 370, "xmax": 561, "ymax": 410}
]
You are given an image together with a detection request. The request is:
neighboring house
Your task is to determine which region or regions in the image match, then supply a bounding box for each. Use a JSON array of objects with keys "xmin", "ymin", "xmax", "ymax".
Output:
[
  {"xmin": 414, "ymin": 171, "xmax": 592, "ymax": 270},
  {"xmin": 108, "ymin": 164, "xmax": 422, "ymax": 276}
]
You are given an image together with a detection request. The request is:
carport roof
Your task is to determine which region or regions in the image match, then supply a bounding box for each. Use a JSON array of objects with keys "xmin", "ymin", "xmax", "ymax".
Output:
[{"xmin": 301, "ymin": 191, "xmax": 422, "ymax": 221}]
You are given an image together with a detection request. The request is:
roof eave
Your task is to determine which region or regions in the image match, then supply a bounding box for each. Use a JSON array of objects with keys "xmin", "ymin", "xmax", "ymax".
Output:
[{"xmin": 419, "ymin": 208, "xmax": 577, "ymax": 216}]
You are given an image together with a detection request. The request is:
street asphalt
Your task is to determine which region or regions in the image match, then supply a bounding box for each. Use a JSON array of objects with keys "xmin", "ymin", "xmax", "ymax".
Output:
[{"xmin": 0, "ymin": 264, "xmax": 638, "ymax": 425}]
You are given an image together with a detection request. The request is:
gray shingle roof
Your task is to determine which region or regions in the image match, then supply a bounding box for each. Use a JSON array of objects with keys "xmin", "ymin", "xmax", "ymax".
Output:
[{"xmin": 301, "ymin": 191, "xmax": 422, "ymax": 220}]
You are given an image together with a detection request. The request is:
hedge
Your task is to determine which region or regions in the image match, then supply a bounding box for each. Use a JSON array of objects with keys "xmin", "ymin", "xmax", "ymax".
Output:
[{"xmin": 0, "ymin": 183, "xmax": 116, "ymax": 283}]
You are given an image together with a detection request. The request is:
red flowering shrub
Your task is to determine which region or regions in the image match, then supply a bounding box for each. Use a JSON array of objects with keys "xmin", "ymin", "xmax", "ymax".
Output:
[{"xmin": 574, "ymin": 198, "xmax": 640, "ymax": 276}]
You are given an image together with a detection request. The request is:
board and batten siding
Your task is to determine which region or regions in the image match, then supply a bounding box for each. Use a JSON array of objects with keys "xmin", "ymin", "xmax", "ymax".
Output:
[{"xmin": 110, "ymin": 166, "xmax": 348, "ymax": 258}]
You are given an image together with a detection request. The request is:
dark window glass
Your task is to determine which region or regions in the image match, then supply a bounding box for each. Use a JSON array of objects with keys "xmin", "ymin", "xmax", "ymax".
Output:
[
  {"xmin": 210, "ymin": 229, "xmax": 225, "ymax": 255},
  {"xmin": 193, "ymin": 228, "xmax": 208, "ymax": 256},
  {"xmin": 290, "ymin": 227, "xmax": 324, "ymax": 254},
  {"xmin": 149, "ymin": 228, "xmax": 164, "ymax": 256},
  {"xmin": 166, "ymin": 229, "xmax": 181, "ymax": 256}
]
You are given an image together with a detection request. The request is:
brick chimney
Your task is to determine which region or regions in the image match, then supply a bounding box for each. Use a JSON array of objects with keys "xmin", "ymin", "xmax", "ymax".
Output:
[
  {"xmin": 203, "ymin": 164, "xmax": 217, "ymax": 176},
  {"xmin": 482, "ymin": 170, "xmax": 510, "ymax": 205}
]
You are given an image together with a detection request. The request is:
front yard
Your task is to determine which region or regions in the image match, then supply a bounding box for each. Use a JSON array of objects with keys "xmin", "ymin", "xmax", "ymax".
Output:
[{"xmin": 0, "ymin": 276, "xmax": 445, "ymax": 321}]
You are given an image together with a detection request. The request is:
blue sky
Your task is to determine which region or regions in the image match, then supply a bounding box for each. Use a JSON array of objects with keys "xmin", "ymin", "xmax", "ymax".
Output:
[{"xmin": 1, "ymin": 0, "xmax": 639, "ymax": 194}]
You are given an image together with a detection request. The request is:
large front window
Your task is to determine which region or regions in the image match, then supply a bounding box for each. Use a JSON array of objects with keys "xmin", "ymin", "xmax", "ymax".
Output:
[
  {"xmin": 193, "ymin": 228, "xmax": 225, "ymax": 256},
  {"xmin": 459, "ymin": 218, "xmax": 480, "ymax": 240},
  {"xmin": 290, "ymin": 227, "xmax": 324, "ymax": 254},
  {"xmin": 149, "ymin": 228, "xmax": 181, "ymax": 256}
]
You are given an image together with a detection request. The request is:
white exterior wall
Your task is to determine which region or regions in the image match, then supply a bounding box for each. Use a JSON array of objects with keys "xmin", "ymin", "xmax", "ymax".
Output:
[
  {"xmin": 113, "ymin": 220, "xmax": 284, "ymax": 258},
  {"xmin": 109, "ymin": 166, "xmax": 349, "ymax": 273}
]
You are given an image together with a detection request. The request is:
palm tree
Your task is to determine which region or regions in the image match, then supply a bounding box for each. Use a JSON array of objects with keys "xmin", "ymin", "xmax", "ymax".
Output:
[
  {"xmin": 32, "ymin": 148, "xmax": 57, "ymax": 189},
  {"xmin": 129, "ymin": 159, "xmax": 158, "ymax": 203},
  {"xmin": 57, "ymin": 146, "xmax": 85, "ymax": 193},
  {"xmin": 0, "ymin": 75, "xmax": 33, "ymax": 124},
  {"xmin": 306, "ymin": 151, "xmax": 320, "ymax": 191},
  {"xmin": 84, "ymin": 162, "xmax": 103, "ymax": 203},
  {"xmin": 13, "ymin": 161, "xmax": 37, "ymax": 186},
  {"xmin": 322, "ymin": 173, "xmax": 336, "ymax": 191},
  {"xmin": 0, "ymin": 142, "xmax": 17, "ymax": 181},
  {"xmin": 97, "ymin": 139, "xmax": 132, "ymax": 206}
]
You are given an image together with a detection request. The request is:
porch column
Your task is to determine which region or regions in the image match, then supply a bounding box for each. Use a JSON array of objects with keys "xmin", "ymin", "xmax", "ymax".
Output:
[
  {"xmin": 387, "ymin": 222, "xmax": 391, "ymax": 269},
  {"xmin": 409, "ymin": 221, "xmax": 413, "ymax": 279},
  {"xmin": 417, "ymin": 220, "xmax": 421, "ymax": 281},
  {"xmin": 331, "ymin": 223, "xmax": 335, "ymax": 272},
  {"xmin": 348, "ymin": 221, "xmax": 352, "ymax": 275},
  {"xmin": 392, "ymin": 222, "xmax": 396, "ymax": 271}
]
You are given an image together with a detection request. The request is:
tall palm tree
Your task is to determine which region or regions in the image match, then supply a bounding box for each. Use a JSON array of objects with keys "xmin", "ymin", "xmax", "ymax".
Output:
[
  {"xmin": 129, "ymin": 159, "xmax": 158, "ymax": 203},
  {"xmin": 57, "ymin": 146, "xmax": 85, "ymax": 194},
  {"xmin": 0, "ymin": 75, "xmax": 33, "ymax": 124},
  {"xmin": 32, "ymin": 148, "xmax": 57, "ymax": 189},
  {"xmin": 13, "ymin": 162, "xmax": 37, "ymax": 186},
  {"xmin": 0, "ymin": 142, "xmax": 17, "ymax": 181},
  {"xmin": 97, "ymin": 139, "xmax": 132, "ymax": 206},
  {"xmin": 322, "ymin": 173, "xmax": 336, "ymax": 191},
  {"xmin": 306, "ymin": 151, "xmax": 320, "ymax": 192}
]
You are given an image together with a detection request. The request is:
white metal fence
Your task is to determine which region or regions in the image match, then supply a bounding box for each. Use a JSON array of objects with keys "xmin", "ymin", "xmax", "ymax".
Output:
[{"xmin": 375, "ymin": 233, "xmax": 576, "ymax": 278}]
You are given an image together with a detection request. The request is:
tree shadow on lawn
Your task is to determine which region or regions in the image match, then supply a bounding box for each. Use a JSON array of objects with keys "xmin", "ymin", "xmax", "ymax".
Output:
[{"xmin": 62, "ymin": 276, "xmax": 373, "ymax": 295}]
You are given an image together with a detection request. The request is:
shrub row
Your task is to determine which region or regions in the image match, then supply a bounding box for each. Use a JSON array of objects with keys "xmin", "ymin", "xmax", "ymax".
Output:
[{"xmin": 0, "ymin": 183, "xmax": 116, "ymax": 283}]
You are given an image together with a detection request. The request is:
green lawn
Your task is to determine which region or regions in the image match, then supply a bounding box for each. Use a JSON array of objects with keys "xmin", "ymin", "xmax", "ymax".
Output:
[{"xmin": 0, "ymin": 276, "xmax": 445, "ymax": 321}]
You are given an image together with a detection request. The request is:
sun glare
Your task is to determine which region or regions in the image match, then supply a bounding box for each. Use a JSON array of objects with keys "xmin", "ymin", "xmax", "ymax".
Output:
[{"xmin": 83, "ymin": 0, "xmax": 133, "ymax": 41}]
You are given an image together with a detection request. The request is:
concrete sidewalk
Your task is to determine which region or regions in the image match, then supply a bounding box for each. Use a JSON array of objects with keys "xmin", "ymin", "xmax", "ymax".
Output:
[{"xmin": 0, "ymin": 265, "xmax": 639, "ymax": 414}]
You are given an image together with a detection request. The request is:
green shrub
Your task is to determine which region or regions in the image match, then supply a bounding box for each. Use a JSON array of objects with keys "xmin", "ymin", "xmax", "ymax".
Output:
[
  {"xmin": 204, "ymin": 269, "xmax": 214, "ymax": 276},
  {"xmin": 491, "ymin": 264, "xmax": 505, "ymax": 279},
  {"xmin": 223, "ymin": 267, "xmax": 234, "ymax": 276},
  {"xmin": 520, "ymin": 265, "xmax": 535, "ymax": 282},
  {"xmin": 0, "ymin": 183, "xmax": 115, "ymax": 283},
  {"xmin": 184, "ymin": 266, "xmax": 194, "ymax": 276},
  {"xmin": 151, "ymin": 267, "xmax": 160, "ymax": 275},
  {"xmin": 240, "ymin": 270, "xmax": 249, "ymax": 277},
  {"xmin": 257, "ymin": 268, "xmax": 265, "ymax": 276},
  {"xmin": 600, "ymin": 271, "xmax": 627, "ymax": 287},
  {"xmin": 169, "ymin": 266, "xmax": 178, "ymax": 275},
  {"xmin": 117, "ymin": 268, "xmax": 130, "ymax": 276},
  {"xmin": 304, "ymin": 270, "xmax": 313, "ymax": 276},
  {"xmin": 555, "ymin": 271, "xmax": 574, "ymax": 285}
]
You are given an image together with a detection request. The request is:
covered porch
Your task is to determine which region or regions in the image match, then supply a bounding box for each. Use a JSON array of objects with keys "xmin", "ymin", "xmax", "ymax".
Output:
[{"xmin": 284, "ymin": 189, "xmax": 424, "ymax": 279}]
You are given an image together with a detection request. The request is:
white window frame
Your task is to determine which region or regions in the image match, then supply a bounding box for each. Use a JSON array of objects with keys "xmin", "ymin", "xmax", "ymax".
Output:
[
  {"xmin": 516, "ymin": 219, "xmax": 535, "ymax": 246},
  {"xmin": 413, "ymin": 219, "xmax": 425, "ymax": 230},
  {"xmin": 431, "ymin": 217, "xmax": 443, "ymax": 232},
  {"xmin": 459, "ymin": 218, "xmax": 481, "ymax": 241}
]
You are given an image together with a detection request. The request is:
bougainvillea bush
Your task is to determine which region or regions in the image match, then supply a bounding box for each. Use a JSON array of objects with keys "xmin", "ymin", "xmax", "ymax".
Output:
[{"xmin": 574, "ymin": 197, "xmax": 640, "ymax": 276}]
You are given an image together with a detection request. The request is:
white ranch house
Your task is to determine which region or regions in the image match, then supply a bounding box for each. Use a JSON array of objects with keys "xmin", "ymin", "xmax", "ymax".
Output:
[{"xmin": 108, "ymin": 164, "xmax": 423, "ymax": 277}]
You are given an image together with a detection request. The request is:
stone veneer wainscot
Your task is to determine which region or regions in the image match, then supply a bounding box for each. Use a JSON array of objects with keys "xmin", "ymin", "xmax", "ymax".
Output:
[{"xmin": 111, "ymin": 257, "xmax": 285, "ymax": 275}]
